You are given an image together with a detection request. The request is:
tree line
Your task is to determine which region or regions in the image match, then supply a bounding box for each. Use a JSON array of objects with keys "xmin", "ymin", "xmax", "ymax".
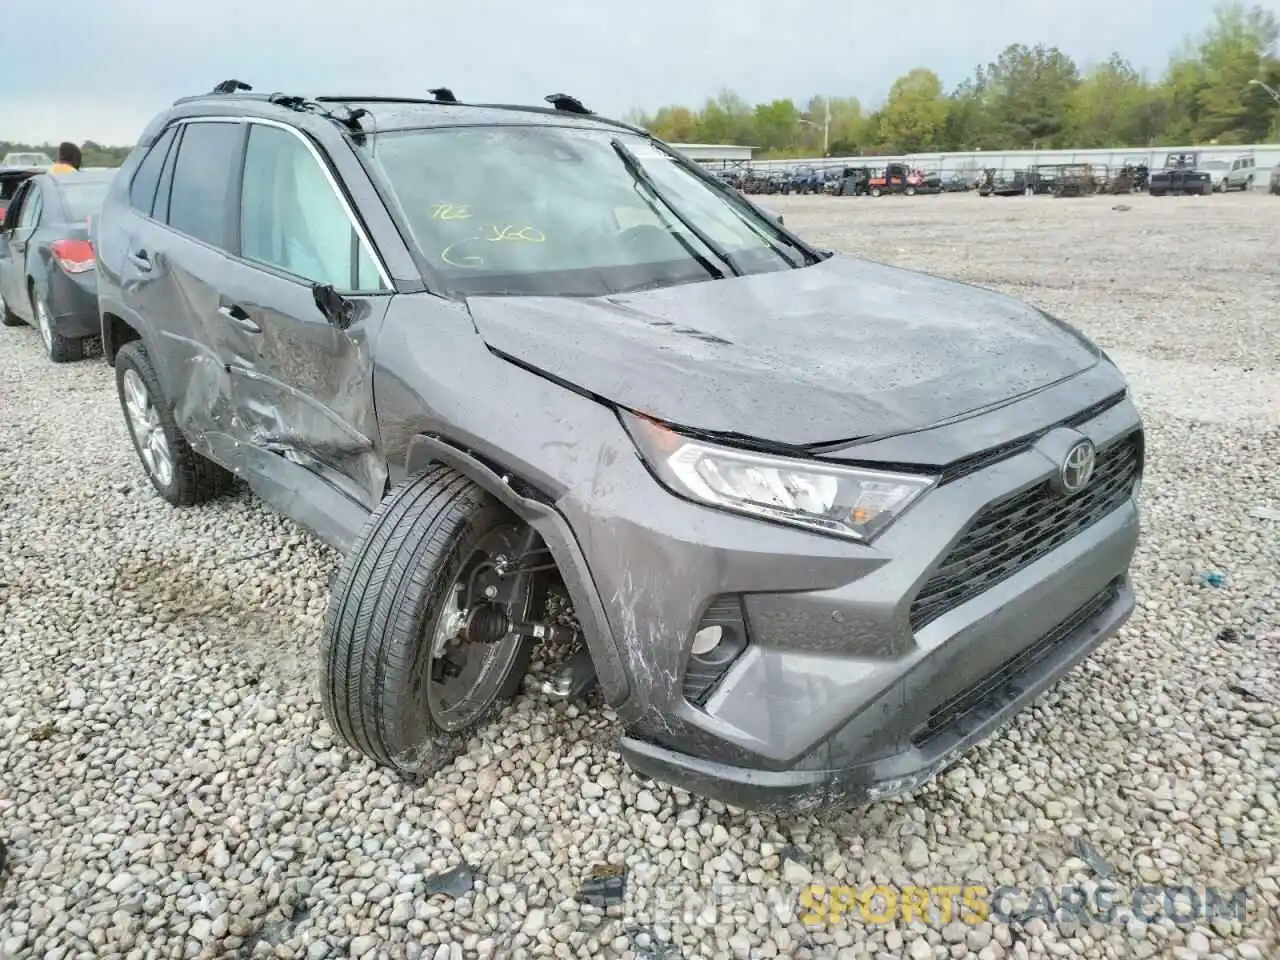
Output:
[
  {"xmin": 3, "ymin": 4, "xmax": 1276, "ymax": 164},
  {"xmin": 627, "ymin": 3, "xmax": 1280, "ymax": 158},
  {"xmin": 0, "ymin": 141, "xmax": 131, "ymax": 168}
]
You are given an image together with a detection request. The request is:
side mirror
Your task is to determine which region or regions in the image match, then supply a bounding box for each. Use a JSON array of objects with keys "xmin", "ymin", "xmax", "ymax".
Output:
[{"xmin": 313, "ymin": 283, "xmax": 366, "ymax": 331}]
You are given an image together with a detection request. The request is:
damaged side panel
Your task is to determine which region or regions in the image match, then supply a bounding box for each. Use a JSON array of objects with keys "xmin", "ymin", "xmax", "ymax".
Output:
[{"xmin": 156, "ymin": 239, "xmax": 391, "ymax": 545}]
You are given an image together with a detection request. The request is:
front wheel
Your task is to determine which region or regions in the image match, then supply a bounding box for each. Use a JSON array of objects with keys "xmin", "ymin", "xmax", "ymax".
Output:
[{"xmin": 321, "ymin": 467, "xmax": 539, "ymax": 779}]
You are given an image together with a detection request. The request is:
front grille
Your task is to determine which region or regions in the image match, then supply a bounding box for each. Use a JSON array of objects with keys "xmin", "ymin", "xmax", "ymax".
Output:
[
  {"xmin": 909, "ymin": 431, "xmax": 1141, "ymax": 631},
  {"xmin": 936, "ymin": 390, "xmax": 1126, "ymax": 486},
  {"xmin": 911, "ymin": 579, "xmax": 1121, "ymax": 747}
]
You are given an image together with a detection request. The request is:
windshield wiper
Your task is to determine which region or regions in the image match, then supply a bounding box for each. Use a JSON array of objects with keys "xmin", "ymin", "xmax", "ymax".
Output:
[{"xmin": 610, "ymin": 138, "xmax": 741, "ymax": 279}]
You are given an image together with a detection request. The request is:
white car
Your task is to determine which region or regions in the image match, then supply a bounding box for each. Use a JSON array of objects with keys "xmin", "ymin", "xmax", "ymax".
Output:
[
  {"xmin": 1203, "ymin": 156, "xmax": 1257, "ymax": 192},
  {"xmin": 1, "ymin": 151, "xmax": 52, "ymax": 168},
  {"xmin": 1224, "ymin": 155, "xmax": 1257, "ymax": 191}
]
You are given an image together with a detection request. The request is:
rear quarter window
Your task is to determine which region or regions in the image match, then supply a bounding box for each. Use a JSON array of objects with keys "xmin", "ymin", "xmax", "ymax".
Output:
[{"xmin": 129, "ymin": 126, "xmax": 178, "ymax": 215}]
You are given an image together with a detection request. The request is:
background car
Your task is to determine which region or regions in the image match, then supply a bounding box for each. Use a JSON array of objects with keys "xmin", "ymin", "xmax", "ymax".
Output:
[
  {"xmin": 0, "ymin": 168, "xmax": 116, "ymax": 362},
  {"xmin": 1223, "ymin": 155, "xmax": 1256, "ymax": 191},
  {"xmin": 1199, "ymin": 158, "xmax": 1232, "ymax": 191},
  {"xmin": 1270, "ymin": 164, "xmax": 1280, "ymax": 194},
  {"xmin": 2, "ymin": 151, "xmax": 52, "ymax": 167}
]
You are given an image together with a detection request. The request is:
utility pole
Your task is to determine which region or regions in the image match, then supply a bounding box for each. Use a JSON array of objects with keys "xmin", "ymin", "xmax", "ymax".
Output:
[{"xmin": 801, "ymin": 99, "xmax": 832, "ymax": 156}]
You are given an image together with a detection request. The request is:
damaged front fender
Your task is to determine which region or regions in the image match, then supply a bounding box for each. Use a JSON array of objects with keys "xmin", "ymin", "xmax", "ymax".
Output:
[{"xmin": 404, "ymin": 433, "xmax": 631, "ymax": 708}]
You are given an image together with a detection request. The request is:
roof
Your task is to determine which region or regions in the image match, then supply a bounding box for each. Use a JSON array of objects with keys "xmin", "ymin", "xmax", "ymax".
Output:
[{"xmin": 169, "ymin": 88, "xmax": 649, "ymax": 138}]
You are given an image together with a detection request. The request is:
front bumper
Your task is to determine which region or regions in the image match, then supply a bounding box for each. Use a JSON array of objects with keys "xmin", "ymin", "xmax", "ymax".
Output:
[
  {"xmin": 620, "ymin": 577, "xmax": 1131, "ymax": 813},
  {"xmin": 553, "ymin": 391, "xmax": 1142, "ymax": 813}
]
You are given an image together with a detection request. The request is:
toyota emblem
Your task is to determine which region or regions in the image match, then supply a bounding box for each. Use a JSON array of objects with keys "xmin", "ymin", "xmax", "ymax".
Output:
[{"xmin": 1057, "ymin": 439, "xmax": 1096, "ymax": 496}]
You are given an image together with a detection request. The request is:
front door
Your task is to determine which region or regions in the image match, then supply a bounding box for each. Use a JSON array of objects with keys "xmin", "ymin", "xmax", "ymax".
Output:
[
  {"xmin": 0, "ymin": 179, "xmax": 42, "ymax": 321},
  {"xmin": 217, "ymin": 119, "xmax": 393, "ymax": 510}
]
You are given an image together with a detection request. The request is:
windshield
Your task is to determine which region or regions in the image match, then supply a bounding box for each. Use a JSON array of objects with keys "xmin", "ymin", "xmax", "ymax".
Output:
[
  {"xmin": 58, "ymin": 179, "xmax": 113, "ymax": 221},
  {"xmin": 365, "ymin": 125, "xmax": 808, "ymax": 296}
]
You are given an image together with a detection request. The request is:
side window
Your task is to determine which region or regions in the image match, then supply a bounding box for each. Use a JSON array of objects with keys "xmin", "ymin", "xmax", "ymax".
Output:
[
  {"xmin": 2, "ymin": 181, "xmax": 31, "ymax": 228},
  {"xmin": 18, "ymin": 187, "xmax": 42, "ymax": 229},
  {"xmin": 128, "ymin": 126, "xmax": 177, "ymax": 215},
  {"xmin": 167, "ymin": 121, "xmax": 243, "ymax": 248},
  {"xmin": 240, "ymin": 123, "xmax": 384, "ymax": 291},
  {"xmin": 152, "ymin": 126, "xmax": 184, "ymax": 224}
]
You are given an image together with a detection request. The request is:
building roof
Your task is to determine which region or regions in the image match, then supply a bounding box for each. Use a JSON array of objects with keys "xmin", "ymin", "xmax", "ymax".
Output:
[{"xmin": 668, "ymin": 143, "xmax": 755, "ymax": 162}]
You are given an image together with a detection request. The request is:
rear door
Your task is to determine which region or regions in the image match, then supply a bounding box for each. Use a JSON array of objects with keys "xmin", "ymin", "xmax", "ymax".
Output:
[
  {"xmin": 214, "ymin": 119, "xmax": 391, "ymax": 510},
  {"xmin": 123, "ymin": 119, "xmax": 246, "ymax": 440},
  {"xmin": 0, "ymin": 179, "xmax": 44, "ymax": 321}
]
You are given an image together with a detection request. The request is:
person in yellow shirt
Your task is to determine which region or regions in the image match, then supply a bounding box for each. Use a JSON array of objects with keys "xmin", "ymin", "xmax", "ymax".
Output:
[{"xmin": 49, "ymin": 142, "xmax": 82, "ymax": 174}]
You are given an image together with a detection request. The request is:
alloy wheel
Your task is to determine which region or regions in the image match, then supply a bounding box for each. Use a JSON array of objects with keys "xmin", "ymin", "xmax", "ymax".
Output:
[
  {"xmin": 35, "ymin": 297, "xmax": 53, "ymax": 354},
  {"xmin": 122, "ymin": 368, "xmax": 174, "ymax": 488}
]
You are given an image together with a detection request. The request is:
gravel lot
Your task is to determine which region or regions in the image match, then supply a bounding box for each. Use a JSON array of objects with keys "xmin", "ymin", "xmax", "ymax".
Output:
[{"xmin": 1, "ymin": 192, "xmax": 1277, "ymax": 960}]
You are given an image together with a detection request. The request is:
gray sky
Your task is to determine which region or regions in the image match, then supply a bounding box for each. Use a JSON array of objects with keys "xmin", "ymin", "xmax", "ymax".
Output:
[{"xmin": 2, "ymin": 0, "xmax": 1271, "ymax": 145}]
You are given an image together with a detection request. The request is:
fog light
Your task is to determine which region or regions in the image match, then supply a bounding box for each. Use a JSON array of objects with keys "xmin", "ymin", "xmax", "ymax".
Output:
[
  {"xmin": 683, "ymin": 596, "xmax": 750, "ymax": 705},
  {"xmin": 690, "ymin": 625, "xmax": 723, "ymax": 656}
]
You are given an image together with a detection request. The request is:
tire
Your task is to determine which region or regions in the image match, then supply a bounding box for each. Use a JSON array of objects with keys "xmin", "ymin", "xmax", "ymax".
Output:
[
  {"xmin": 31, "ymin": 286, "xmax": 87, "ymax": 363},
  {"xmin": 0, "ymin": 287, "xmax": 23, "ymax": 327},
  {"xmin": 114, "ymin": 340, "xmax": 234, "ymax": 506},
  {"xmin": 904, "ymin": 186, "xmax": 916, "ymax": 197},
  {"xmin": 321, "ymin": 466, "xmax": 538, "ymax": 779},
  {"xmin": 870, "ymin": 187, "xmax": 882, "ymax": 197}
]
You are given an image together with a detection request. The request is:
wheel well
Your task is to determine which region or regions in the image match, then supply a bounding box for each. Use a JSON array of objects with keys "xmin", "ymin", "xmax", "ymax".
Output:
[{"xmin": 102, "ymin": 312, "xmax": 140, "ymax": 365}]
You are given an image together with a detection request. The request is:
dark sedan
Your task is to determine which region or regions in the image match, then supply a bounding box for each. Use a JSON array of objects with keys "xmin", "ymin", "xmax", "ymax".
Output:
[{"xmin": 0, "ymin": 167, "xmax": 116, "ymax": 362}]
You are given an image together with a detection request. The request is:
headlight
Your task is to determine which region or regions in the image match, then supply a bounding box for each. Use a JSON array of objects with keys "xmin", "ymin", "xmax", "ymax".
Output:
[{"xmin": 622, "ymin": 413, "xmax": 936, "ymax": 542}]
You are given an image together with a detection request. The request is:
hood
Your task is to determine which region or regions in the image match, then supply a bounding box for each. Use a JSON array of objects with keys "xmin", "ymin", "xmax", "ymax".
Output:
[{"xmin": 465, "ymin": 255, "xmax": 1100, "ymax": 448}]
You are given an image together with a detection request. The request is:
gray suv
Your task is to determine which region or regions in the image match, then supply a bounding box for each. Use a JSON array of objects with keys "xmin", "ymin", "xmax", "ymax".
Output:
[{"xmin": 95, "ymin": 83, "xmax": 1143, "ymax": 813}]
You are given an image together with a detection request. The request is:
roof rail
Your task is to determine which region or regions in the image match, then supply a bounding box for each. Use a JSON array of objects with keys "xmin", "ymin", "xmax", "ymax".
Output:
[
  {"xmin": 183, "ymin": 89, "xmax": 651, "ymax": 139},
  {"xmin": 265, "ymin": 93, "xmax": 371, "ymax": 138},
  {"xmin": 545, "ymin": 93, "xmax": 590, "ymax": 115}
]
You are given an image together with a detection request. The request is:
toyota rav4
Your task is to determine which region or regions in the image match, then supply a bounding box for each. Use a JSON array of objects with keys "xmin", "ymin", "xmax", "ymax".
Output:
[{"xmin": 95, "ymin": 83, "xmax": 1143, "ymax": 813}]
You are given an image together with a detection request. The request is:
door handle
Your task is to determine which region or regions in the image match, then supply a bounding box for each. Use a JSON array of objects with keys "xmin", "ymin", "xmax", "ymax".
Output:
[
  {"xmin": 128, "ymin": 250, "xmax": 152, "ymax": 272},
  {"xmin": 218, "ymin": 304, "xmax": 262, "ymax": 334}
]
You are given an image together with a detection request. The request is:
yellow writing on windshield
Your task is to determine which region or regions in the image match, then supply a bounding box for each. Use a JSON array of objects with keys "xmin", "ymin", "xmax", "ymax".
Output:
[
  {"xmin": 483, "ymin": 225, "xmax": 545, "ymax": 243},
  {"xmin": 440, "ymin": 242, "xmax": 484, "ymax": 268},
  {"xmin": 430, "ymin": 203, "xmax": 473, "ymax": 220},
  {"xmin": 439, "ymin": 225, "xmax": 547, "ymax": 268}
]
